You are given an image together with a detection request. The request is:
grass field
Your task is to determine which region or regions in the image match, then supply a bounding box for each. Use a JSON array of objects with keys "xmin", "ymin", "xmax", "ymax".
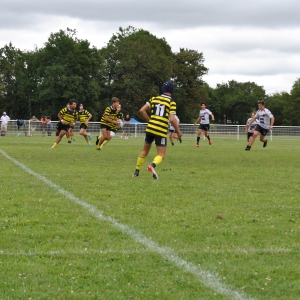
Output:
[{"xmin": 0, "ymin": 134, "xmax": 299, "ymax": 300}]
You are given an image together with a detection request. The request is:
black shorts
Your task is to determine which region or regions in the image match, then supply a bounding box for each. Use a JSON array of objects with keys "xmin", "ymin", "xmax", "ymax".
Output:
[
  {"xmin": 80, "ymin": 123, "xmax": 88, "ymax": 130},
  {"xmin": 144, "ymin": 133, "xmax": 167, "ymax": 147},
  {"xmin": 56, "ymin": 122, "xmax": 70, "ymax": 133},
  {"xmin": 100, "ymin": 124, "xmax": 112, "ymax": 131},
  {"xmin": 169, "ymin": 129, "xmax": 176, "ymax": 133},
  {"xmin": 199, "ymin": 124, "xmax": 210, "ymax": 131},
  {"xmin": 254, "ymin": 124, "xmax": 269, "ymax": 136},
  {"xmin": 247, "ymin": 132, "xmax": 254, "ymax": 139}
]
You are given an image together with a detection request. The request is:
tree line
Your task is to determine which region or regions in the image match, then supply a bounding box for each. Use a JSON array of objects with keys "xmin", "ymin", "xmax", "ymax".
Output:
[{"xmin": 1, "ymin": 27, "xmax": 299, "ymax": 125}]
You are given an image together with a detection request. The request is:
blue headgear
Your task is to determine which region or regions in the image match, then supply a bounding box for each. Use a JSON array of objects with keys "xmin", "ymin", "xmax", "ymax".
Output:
[{"xmin": 162, "ymin": 81, "xmax": 174, "ymax": 94}]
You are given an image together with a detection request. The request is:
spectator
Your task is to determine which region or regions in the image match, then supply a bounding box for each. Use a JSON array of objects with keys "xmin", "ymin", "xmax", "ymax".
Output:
[
  {"xmin": 41, "ymin": 116, "xmax": 47, "ymax": 137},
  {"xmin": 29, "ymin": 116, "xmax": 39, "ymax": 136},
  {"xmin": 1, "ymin": 112, "xmax": 10, "ymax": 136},
  {"xmin": 121, "ymin": 114, "xmax": 131, "ymax": 139},
  {"xmin": 45, "ymin": 116, "xmax": 53, "ymax": 137}
]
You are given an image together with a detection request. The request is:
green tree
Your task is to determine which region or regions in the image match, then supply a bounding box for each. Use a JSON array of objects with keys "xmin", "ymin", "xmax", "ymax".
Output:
[
  {"xmin": 214, "ymin": 80, "xmax": 265, "ymax": 124},
  {"xmin": 36, "ymin": 28, "xmax": 103, "ymax": 119},
  {"xmin": 0, "ymin": 81, "xmax": 6, "ymax": 102},
  {"xmin": 173, "ymin": 48, "xmax": 209, "ymax": 123},
  {"xmin": 284, "ymin": 78, "xmax": 300, "ymax": 125},
  {"xmin": 202, "ymin": 83, "xmax": 222, "ymax": 123},
  {"xmin": 266, "ymin": 92, "xmax": 290, "ymax": 125},
  {"xmin": 99, "ymin": 26, "xmax": 174, "ymax": 120},
  {"xmin": 0, "ymin": 43, "xmax": 35, "ymax": 118}
]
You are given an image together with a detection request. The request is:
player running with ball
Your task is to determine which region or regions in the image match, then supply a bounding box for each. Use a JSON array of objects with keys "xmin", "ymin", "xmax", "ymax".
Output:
[{"xmin": 96, "ymin": 97, "xmax": 122, "ymax": 150}]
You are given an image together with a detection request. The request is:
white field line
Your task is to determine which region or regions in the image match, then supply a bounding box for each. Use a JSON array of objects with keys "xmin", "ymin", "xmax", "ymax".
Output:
[
  {"xmin": 0, "ymin": 248, "xmax": 293, "ymax": 257},
  {"xmin": 0, "ymin": 149, "xmax": 253, "ymax": 300}
]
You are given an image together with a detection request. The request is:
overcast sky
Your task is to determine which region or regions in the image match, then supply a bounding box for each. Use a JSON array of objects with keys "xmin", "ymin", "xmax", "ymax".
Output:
[{"xmin": 1, "ymin": 0, "xmax": 300, "ymax": 94}]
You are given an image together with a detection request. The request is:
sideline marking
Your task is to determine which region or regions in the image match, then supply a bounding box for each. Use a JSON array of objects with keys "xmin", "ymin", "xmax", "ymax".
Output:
[
  {"xmin": 0, "ymin": 247, "xmax": 292, "ymax": 256},
  {"xmin": 0, "ymin": 149, "xmax": 254, "ymax": 300}
]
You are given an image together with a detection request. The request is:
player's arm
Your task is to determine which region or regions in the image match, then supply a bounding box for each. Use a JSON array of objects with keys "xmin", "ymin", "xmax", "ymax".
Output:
[
  {"xmin": 58, "ymin": 112, "xmax": 66, "ymax": 124},
  {"xmin": 170, "ymin": 113, "xmax": 182, "ymax": 139},
  {"xmin": 139, "ymin": 104, "xmax": 150, "ymax": 123},
  {"xmin": 270, "ymin": 116, "xmax": 275, "ymax": 130},
  {"xmin": 194, "ymin": 116, "xmax": 200, "ymax": 125},
  {"xmin": 245, "ymin": 123, "xmax": 249, "ymax": 134},
  {"xmin": 104, "ymin": 115, "xmax": 119, "ymax": 125},
  {"xmin": 85, "ymin": 113, "xmax": 92, "ymax": 124},
  {"xmin": 210, "ymin": 113, "xmax": 215, "ymax": 121}
]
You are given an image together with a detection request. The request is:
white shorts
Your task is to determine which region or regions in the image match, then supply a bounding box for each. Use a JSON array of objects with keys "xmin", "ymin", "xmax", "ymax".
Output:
[{"xmin": 1, "ymin": 124, "xmax": 8, "ymax": 131}]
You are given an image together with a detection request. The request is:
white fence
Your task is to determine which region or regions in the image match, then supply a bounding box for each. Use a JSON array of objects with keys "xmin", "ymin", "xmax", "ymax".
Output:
[{"xmin": 1, "ymin": 120, "xmax": 300, "ymax": 141}]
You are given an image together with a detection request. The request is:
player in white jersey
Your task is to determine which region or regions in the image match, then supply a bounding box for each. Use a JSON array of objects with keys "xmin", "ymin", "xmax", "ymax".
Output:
[
  {"xmin": 245, "ymin": 112, "xmax": 258, "ymax": 142},
  {"xmin": 194, "ymin": 103, "xmax": 215, "ymax": 147},
  {"xmin": 245, "ymin": 100, "xmax": 274, "ymax": 151},
  {"xmin": 169, "ymin": 114, "xmax": 181, "ymax": 145}
]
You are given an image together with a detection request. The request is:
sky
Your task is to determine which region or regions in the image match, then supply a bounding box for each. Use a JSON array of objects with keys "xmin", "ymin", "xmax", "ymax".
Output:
[{"xmin": 1, "ymin": 0, "xmax": 300, "ymax": 95}]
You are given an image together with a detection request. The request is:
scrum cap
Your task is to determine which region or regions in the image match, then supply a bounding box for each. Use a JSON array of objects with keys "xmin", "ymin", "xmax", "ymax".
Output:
[{"xmin": 162, "ymin": 81, "xmax": 174, "ymax": 94}]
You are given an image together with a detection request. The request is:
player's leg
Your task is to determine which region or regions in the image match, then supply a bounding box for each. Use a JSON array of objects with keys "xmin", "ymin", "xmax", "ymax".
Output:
[
  {"xmin": 259, "ymin": 130, "xmax": 268, "ymax": 147},
  {"xmin": 100, "ymin": 131, "xmax": 115, "ymax": 149},
  {"xmin": 196, "ymin": 129, "xmax": 202, "ymax": 147},
  {"xmin": 247, "ymin": 132, "xmax": 253, "ymax": 143},
  {"xmin": 245, "ymin": 130, "xmax": 259, "ymax": 150},
  {"xmin": 169, "ymin": 131, "xmax": 174, "ymax": 145},
  {"xmin": 132, "ymin": 143, "xmax": 152, "ymax": 177},
  {"xmin": 132, "ymin": 134, "xmax": 154, "ymax": 177},
  {"xmin": 147, "ymin": 145, "xmax": 166, "ymax": 180},
  {"xmin": 79, "ymin": 128, "xmax": 87, "ymax": 140},
  {"xmin": 65, "ymin": 128, "xmax": 72, "ymax": 143},
  {"xmin": 69, "ymin": 126, "xmax": 76, "ymax": 141},
  {"xmin": 97, "ymin": 127, "xmax": 110, "ymax": 149},
  {"xmin": 80, "ymin": 127, "xmax": 91, "ymax": 144},
  {"xmin": 260, "ymin": 133, "xmax": 266, "ymax": 142},
  {"xmin": 173, "ymin": 133, "xmax": 179, "ymax": 140},
  {"xmin": 52, "ymin": 129, "xmax": 68, "ymax": 147},
  {"xmin": 205, "ymin": 129, "xmax": 212, "ymax": 145},
  {"xmin": 147, "ymin": 136, "xmax": 167, "ymax": 180}
]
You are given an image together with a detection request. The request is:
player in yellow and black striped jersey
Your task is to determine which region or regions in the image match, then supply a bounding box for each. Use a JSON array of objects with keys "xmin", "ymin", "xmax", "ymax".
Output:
[
  {"xmin": 96, "ymin": 97, "xmax": 121, "ymax": 150},
  {"xmin": 51, "ymin": 99, "xmax": 78, "ymax": 148},
  {"xmin": 96, "ymin": 111, "xmax": 123, "ymax": 150},
  {"xmin": 63, "ymin": 102, "xmax": 79, "ymax": 141},
  {"xmin": 145, "ymin": 95, "xmax": 176, "ymax": 137},
  {"xmin": 132, "ymin": 81, "xmax": 182, "ymax": 179},
  {"xmin": 78, "ymin": 103, "xmax": 93, "ymax": 146}
]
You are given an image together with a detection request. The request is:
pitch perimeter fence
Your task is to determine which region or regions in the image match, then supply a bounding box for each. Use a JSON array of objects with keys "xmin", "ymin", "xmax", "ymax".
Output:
[{"xmin": 1, "ymin": 120, "xmax": 300, "ymax": 141}]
